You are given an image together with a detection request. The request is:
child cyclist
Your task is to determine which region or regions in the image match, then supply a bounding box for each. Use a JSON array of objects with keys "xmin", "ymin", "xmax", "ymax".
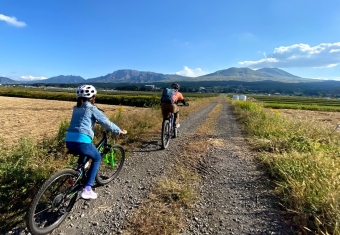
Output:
[{"xmin": 65, "ymin": 84, "xmax": 127, "ymax": 199}]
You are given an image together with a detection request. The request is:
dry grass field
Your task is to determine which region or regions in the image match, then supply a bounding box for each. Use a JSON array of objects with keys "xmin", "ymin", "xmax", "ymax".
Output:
[
  {"xmin": 0, "ymin": 96, "xmax": 136, "ymax": 146},
  {"xmin": 278, "ymin": 108, "xmax": 340, "ymax": 130}
]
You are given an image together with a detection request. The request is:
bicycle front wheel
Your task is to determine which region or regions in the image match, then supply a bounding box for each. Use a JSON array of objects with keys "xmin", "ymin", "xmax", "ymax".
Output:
[
  {"xmin": 96, "ymin": 144, "xmax": 125, "ymax": 185},
  {"xmin": 161, "ymin": 119, "xmax": 171, "ymax": 149},
  {"xmin": 27, "ymin": 169, "xmax": 79, "ymax": 235}
]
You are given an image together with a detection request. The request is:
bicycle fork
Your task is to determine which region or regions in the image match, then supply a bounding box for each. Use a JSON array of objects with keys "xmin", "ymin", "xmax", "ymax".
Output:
[{"xmin": 103, "ymin": 146, "xmax": 116, "ymax": 167}]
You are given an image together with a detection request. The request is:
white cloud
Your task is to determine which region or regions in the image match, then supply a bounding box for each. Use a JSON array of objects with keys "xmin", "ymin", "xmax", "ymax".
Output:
[
  {"xmin": 0, "ymin": 14, "xmax": 26, "ymax": 27},
  {"xmin": 175, "ymin": 66, "xmax": 206, "ymax": 77},
  {"xmin": 18, "ymin": 75, "xmax": 47, "ymax": 81},
  {"xmin": 310, "ymin": 77, "xmax": 340, "ymax": 81},
  {"xmin": 239, "ymin": 42, "xmax": 340, "ymax": 69},
  {"xmin": 314, "ymin": 63, "xmax": 338, "ymax": 69},
  {"xmin": 330, "ymin": 49, "xmax": 340, "ymax": 53}
]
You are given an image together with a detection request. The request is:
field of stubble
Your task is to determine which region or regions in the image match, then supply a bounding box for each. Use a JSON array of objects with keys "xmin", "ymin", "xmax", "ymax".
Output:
[{"xmin": 0, "ymin": 96, "xmax": 134, "ymax": 146}]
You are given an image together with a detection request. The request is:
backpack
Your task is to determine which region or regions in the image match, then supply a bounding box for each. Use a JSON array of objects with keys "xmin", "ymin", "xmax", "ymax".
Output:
[{"xmin": 161, "ymin": 88, "xmax": 175, "ymax": 104}]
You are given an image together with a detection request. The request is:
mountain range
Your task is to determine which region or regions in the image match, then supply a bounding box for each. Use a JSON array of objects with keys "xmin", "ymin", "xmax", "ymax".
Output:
[{"xmin": 0, "ymin": 67, "xmax": 313, "ymax": 85}]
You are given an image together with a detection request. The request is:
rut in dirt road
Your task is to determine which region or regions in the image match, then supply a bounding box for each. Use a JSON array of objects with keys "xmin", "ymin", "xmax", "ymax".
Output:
[{"xmin": 12, "ymin": 98, "xmax": 293, "ymax": 235}]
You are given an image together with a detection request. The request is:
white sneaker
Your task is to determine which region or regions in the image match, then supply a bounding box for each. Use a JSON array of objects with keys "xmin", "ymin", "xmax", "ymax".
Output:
[
  {"xmin": 176, "ymin": 123, "xmax": 180, "ymax": 128},
  {"xmin": 81, "ymin": 188, "xmax": 98, "ymax": 199}
]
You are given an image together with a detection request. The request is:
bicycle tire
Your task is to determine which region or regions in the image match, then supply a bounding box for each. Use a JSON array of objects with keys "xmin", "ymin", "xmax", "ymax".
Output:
[
  {"xmin": 161, "ymin": 119, "xmax": 171, "ymax": 149},
  {"xmin": 96, "ymin": 144, "xmax": 125, "ymax": 185},
  {"xmin": 170, "ymin": 113, "xmax": 177, "ymax": 138},
  {"xmin": 174, "ymin": 126, "xmax": 178, "ymax": 138},
  {"xmin": 27, "ymin": 169, "xmax": 80, "ymax": 235}
]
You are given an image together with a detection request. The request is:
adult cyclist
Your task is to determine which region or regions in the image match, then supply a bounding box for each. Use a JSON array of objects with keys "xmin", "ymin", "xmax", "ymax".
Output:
[
  {"xmin": 160, "ymin": 83, "xmax": 189, "ymax": 128},
  {"xmin": 65, "ymin": 84, "xmax": 127, "ymax": 200}
]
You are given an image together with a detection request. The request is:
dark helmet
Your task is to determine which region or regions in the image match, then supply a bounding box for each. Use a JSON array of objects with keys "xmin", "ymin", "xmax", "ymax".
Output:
[{"xmin": 171, "ymin": 83, "xmax": 180, "ymax": 90}]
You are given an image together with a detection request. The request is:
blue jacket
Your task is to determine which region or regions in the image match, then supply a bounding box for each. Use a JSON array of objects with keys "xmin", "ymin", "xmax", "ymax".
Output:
[{"xmin": 66, "ymin": 102, "xmax": 121, "ymax": 140}]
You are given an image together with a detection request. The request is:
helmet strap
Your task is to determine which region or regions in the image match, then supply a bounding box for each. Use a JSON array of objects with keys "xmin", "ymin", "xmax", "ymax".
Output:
[{"xmin": 89, "ymin": 96, "xmax": 96, "ymax": 104}]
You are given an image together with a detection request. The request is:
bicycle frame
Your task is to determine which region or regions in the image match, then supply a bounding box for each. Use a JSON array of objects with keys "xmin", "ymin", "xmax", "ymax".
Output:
[
  {"xmin": 169, "ymin": 113, "xmax": 175, "ymax": 131},
  {"xmin": 59, "ymin": 137, "xmax": 108, "ymax": 210},
  {"xmin": 96, "ymin": 131, "xmax": 109, "ymax": 154}
]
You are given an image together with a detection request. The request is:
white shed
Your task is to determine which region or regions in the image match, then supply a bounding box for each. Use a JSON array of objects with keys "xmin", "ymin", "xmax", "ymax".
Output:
[
  {"xmin": 232, "ymin": 95, "xmax": 239, "ymax": 100},
  {"xmin": 239, "ymin": 95, "xmax": 247, "ymax": 101}
]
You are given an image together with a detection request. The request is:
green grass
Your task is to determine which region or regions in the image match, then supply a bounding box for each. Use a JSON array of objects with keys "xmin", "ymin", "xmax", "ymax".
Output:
[
  {"xmin": 248, "ymin": 95, "xmax": 340, "ymax": 112},
  {"xmin": 0, "ymin": 87, "xmax": 218, "ymax": 108},
  {"xmin": 230, "ymin": 99, "xmax": 340, "ymax": 234}
]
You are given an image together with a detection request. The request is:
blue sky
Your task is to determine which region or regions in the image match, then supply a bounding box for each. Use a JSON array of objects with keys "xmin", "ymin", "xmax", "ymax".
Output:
[{"xmin": 1, "ymin": 0, "xmax": 340, "ymax": 81}]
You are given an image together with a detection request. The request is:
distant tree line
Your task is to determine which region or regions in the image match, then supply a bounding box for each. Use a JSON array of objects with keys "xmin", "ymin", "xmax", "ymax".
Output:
[{"xmin": 25, "ymin": 79, "xmax": 340, "ymax": 97}]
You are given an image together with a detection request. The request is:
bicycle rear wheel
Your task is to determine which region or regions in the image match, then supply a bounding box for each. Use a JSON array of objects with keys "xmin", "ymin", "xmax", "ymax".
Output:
[
  {"xmin": 161, "ymin": 119, "xmax": 171, "ymax": 149},
  {"xmin": 173, "ymin": 126, "xmax": 178, "ymax": 138},
  {"xmin": 96, "ymin": 144, "xmax": 125, "ymax": 185},
  {"xmin": 27, "ymin": 169, "xmax": 80, "ymax": 235}
]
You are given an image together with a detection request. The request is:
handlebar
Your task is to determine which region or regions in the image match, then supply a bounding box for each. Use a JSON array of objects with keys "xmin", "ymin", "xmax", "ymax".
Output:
[{"xmin": 176, "ymin": 102, "xmax": 189, "ymax": 106}]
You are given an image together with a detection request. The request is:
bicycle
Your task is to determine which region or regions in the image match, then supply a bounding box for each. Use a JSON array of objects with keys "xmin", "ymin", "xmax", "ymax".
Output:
[
  {"xmin": 161, "ymin": 102, "xmax": 189, "ymax": 149},
  {"xmin": 161, "ymin": 112, "xmax": 177, "ymax": 149},
  {"xmin": 27, "ymin": 131, "xmax": 125, "ymax": 235}
]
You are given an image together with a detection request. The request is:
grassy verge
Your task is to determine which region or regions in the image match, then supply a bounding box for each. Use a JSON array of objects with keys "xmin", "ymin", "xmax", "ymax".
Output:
[
  {"xmin": 248, "ymin": 95, "xmax": 340, "ymax": 112},
  {"xmin": 230, "ymin": 99, "xmax": 340, "ymax": 235}
]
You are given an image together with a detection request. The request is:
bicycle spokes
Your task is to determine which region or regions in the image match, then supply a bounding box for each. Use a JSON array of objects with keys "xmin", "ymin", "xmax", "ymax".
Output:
[{"xmin": 27, "ymin": 169, "xmax": 80, "ymax": 235}]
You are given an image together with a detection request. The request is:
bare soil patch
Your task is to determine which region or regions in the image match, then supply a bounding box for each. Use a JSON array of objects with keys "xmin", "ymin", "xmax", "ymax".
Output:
[{"xmin": 0, "ymin": 96, "xmax": 134, "ymax": 145}]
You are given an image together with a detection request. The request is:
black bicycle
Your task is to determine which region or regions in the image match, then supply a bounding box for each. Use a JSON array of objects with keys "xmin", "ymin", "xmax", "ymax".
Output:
[
  {"xmin": 161, "ymin": 102, "xmax": 189, "ymax": 149},
  {"xmin": 161, "ymin": 112, "xmax": 177, "ymax": 149},
  {"xmin": 27, "ymin": 131, "xmax": 125, "ymax": 235}
]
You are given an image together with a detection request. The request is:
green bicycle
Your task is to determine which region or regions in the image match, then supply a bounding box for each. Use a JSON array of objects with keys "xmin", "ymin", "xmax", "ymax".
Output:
[{"xmin": 27, "ymin": 131, "xmax": 125, "ymax": 235}]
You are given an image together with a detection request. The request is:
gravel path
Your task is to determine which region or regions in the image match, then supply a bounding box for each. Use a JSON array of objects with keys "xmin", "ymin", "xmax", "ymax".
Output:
[
  {"xmin": 9, "ymin": 99, "xmax": 294, "ymax": 235},
  {"xmin": 179, "ymin": 99, "xmax": 294, "ymax": 235}
]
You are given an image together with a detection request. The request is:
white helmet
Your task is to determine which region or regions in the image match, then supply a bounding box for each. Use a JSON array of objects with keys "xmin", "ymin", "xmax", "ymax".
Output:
[{"xmin": 76, "ymin": 84, "xmax": 97, "ymax": 98}]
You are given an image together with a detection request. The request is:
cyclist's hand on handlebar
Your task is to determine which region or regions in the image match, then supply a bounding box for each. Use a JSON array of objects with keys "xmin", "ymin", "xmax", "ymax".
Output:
[{"xmin": 120, "ymin": 129, "xmax": 128, "ymax": 135}]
